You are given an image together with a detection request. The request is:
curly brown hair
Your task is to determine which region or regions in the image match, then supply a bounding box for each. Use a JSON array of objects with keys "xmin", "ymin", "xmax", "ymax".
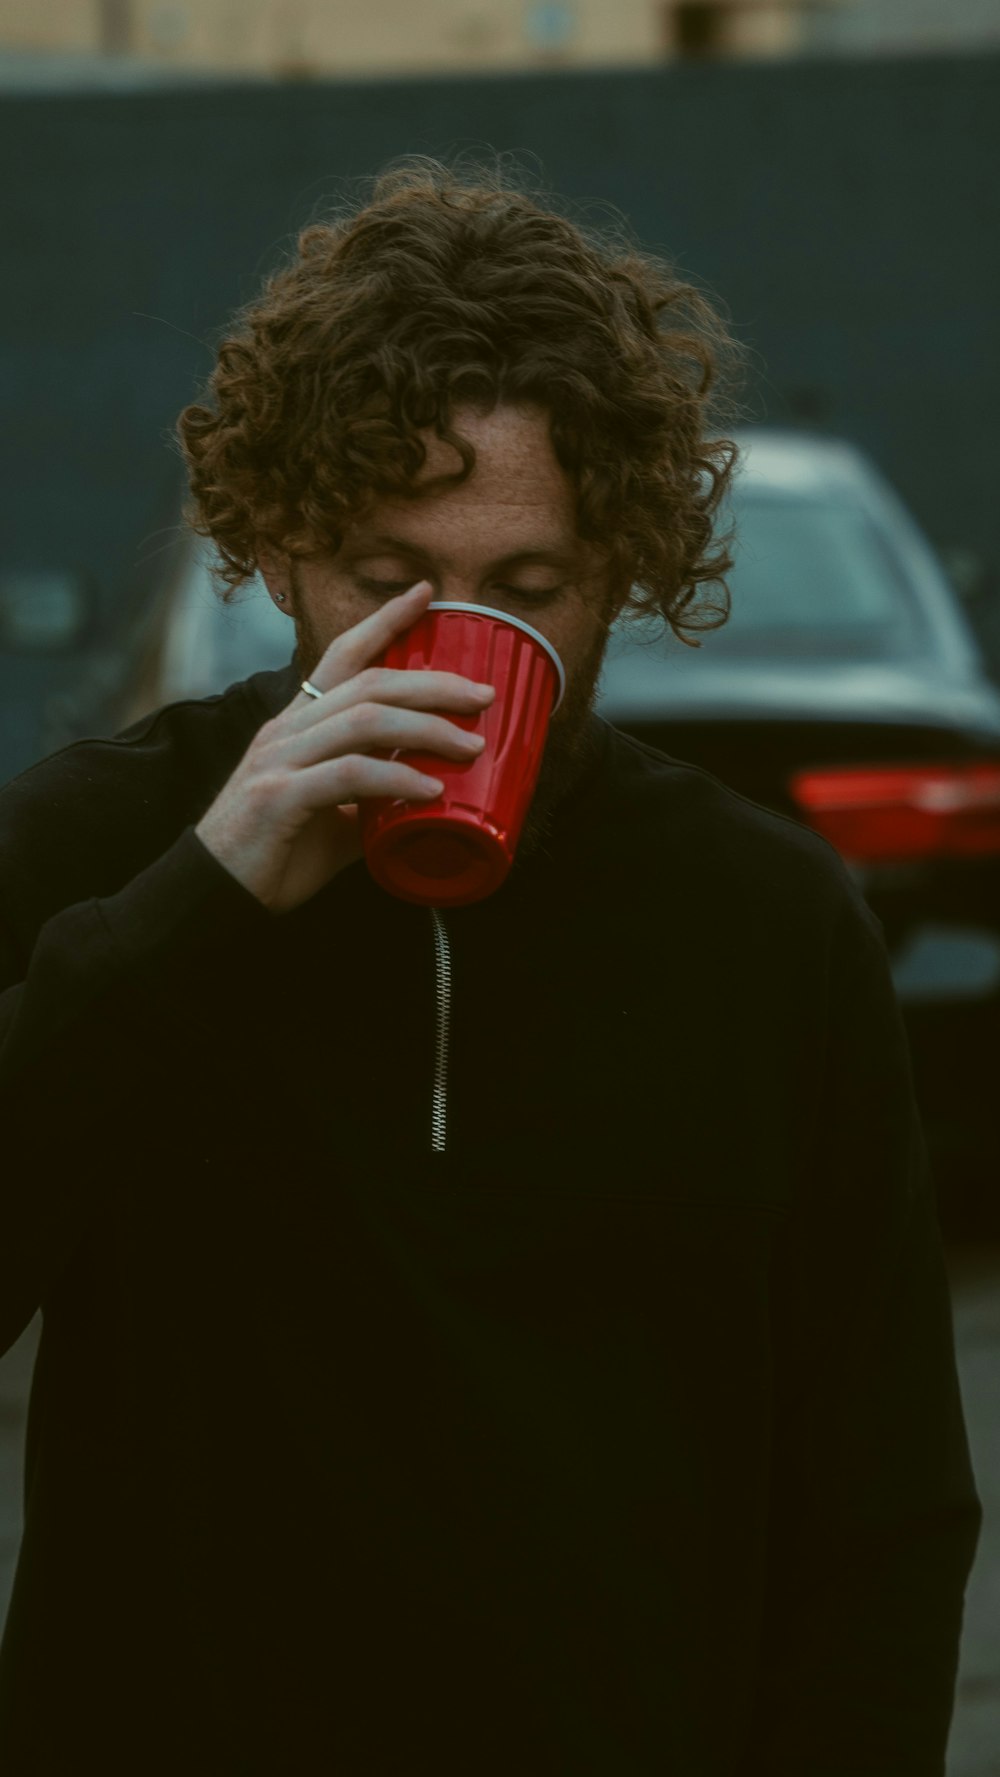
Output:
[{"xmin": 176, "ymin": 152, "xmax": 754, "ymax": 645}]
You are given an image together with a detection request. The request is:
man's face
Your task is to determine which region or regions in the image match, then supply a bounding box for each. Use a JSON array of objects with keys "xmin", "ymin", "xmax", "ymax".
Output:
[{"xmin": 259, "ymin": 401, "xmax": 625, "ymax": 853}]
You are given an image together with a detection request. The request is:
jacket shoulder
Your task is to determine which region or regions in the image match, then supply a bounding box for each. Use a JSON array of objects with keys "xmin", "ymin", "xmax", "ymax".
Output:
[
  {"xmin": 0, "ymin": 677, "xmax": 269, "ymax": 946},
  {"xmin": 600, "ymin": 722, "xmax": 862, "ymax": 929}
]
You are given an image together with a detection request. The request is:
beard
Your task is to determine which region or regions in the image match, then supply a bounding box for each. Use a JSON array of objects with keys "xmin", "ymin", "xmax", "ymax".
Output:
[
  {"xmin": 291, "ymin": 585, "xmax": 611, "ymax": 867},
  {"xmin": 513, "ymin": 618, "xmax": 608, "ymax": 862}
]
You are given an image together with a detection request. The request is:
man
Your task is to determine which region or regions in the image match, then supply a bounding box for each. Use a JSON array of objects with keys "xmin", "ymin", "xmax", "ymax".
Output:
[{"xmin": 0, "ymin": 157, "xmax": 982, "ymax": 1773}]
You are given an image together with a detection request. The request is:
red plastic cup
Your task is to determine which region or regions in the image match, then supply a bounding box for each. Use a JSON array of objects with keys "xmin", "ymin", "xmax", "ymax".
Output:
[{"xmin": 359, "ymin": 601, "xmax": 565, "ymax": 907}]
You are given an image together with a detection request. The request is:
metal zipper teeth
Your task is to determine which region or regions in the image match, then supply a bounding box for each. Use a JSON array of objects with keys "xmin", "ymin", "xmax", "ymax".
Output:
[{"xmin": 429, "ymin": 907, "xmax": 452, "ymax": 1155}]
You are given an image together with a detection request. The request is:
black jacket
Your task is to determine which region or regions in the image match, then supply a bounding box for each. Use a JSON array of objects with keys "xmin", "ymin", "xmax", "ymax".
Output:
[{"xmin": 0, "ymin": 659, "xmax": 982, "ymax": 1775}]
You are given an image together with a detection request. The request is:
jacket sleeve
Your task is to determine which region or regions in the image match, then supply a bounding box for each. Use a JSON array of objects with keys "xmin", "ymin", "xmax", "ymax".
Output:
[
  {"xmin": 739, "ymin": 885, "xmax": 983, "ymax": 1777},
  {"xmin": 0, "ymin": 827, "xmax": 272, "ymax": 1355}
]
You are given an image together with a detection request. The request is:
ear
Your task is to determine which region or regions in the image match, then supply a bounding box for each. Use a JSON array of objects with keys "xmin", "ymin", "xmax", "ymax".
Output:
[{"xmin": 256, "ymin": 543, "xmax": 292, "ymax": 608}]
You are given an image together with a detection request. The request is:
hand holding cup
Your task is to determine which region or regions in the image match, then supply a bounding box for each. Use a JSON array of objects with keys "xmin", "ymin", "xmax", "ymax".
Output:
[{"xmin": 194, "ymin": 581, "xmax": 495, "ymax": 914}]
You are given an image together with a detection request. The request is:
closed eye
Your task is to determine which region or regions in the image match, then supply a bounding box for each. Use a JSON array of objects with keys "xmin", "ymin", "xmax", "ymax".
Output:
[{"xmin": 354, "ymin": 577, "xmax": 564, "ymax": 604}]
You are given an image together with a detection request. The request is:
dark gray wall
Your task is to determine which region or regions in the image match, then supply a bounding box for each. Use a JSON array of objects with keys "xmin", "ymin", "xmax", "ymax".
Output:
[{"xmin": 1, "ymin": 50, "xmax": 998, "ymax": 769}]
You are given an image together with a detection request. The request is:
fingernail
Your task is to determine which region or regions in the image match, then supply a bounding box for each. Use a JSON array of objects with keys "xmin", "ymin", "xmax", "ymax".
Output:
[{"xmin": 473, "ymin": 684, "xmax": 495, "ymax": 702}]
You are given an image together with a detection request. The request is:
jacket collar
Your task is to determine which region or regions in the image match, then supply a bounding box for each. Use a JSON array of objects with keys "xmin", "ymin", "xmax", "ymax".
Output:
[{"xmin": 246, "ymin": 653, "xmax": 306, "ymax": 720}]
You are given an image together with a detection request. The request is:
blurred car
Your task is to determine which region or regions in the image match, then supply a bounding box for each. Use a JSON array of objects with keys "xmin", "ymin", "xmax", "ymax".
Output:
[
  {"xmin": 0, "ymin": 462, "xmax": 190, "ymax": 787},
  {"xmin": 0, "ymin": 566, "xmax": 103, "ymax": 786},
  {"xmin": 601, "ymin": 430, "xmax": 1000, "ymax": 941},
  {"xmin": 113, "ymin": 428, "xmax": 1000, "ymax": 1229},
  {"xmin": 109, "ymin": 536, "xmax": 290, "ymax": 729}
]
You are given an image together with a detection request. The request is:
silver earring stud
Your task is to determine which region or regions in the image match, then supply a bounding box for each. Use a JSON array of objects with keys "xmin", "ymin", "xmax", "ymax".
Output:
[{"xmin": 275, "ymin": 592, "xmax": 286, "ymax": 605}]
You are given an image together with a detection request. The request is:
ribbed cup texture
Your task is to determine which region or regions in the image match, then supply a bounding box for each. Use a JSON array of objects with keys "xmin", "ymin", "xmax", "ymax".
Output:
[{"xmin": 360, "ymin": 608, "xmax": 560, "ymax": 906}]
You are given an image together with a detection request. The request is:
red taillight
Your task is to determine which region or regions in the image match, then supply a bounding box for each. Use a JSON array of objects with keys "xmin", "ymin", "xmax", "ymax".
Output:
[{"xmin": 787, "ymin": 761, "xmax": 1000, "ymax": 862}]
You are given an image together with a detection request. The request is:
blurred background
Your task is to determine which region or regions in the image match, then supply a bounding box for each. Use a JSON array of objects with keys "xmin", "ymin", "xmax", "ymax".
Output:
[{"xmin": 1, "ymin": 3, "xmax": 999, "ymax": 1771}]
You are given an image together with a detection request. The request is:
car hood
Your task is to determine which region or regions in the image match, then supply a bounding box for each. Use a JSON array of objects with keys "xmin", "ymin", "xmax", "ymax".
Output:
[{"xmin": 596, "ymin": 649, "xmax": 1000, "ymax": 738}]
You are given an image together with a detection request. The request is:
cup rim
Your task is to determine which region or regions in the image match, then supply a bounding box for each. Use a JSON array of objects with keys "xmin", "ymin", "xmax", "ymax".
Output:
[{"xmin": 426, "ymin": 601, "xmax": 565, "ymax": 711}]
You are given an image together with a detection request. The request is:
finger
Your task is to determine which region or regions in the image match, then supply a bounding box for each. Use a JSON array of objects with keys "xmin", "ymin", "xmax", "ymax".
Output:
[
  {"xmin": 291, "ymin": 753, "xmax": 444, "ymax": 814},
  {"xmin": 290, "ymin": 580, "xmax": 435, "ymax": 710},
  {"xmin": 285, "ymin": 667, "xmax": 494, "ymax": 734},
  {"xmin": 283, "ymin": 703, "xmax": 487, "ymax": 771}
]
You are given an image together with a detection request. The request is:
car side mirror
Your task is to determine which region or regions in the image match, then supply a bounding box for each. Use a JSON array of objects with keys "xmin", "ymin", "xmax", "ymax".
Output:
[{"xmin": 0, "ymin": 568, "xmax": 94, "ymax": 652}]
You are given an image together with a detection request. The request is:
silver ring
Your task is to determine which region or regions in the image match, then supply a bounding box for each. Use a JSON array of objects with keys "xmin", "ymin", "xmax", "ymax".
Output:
[{"xmin": 300, "ymin": 679, "xmax": 323, "ymax": 700}]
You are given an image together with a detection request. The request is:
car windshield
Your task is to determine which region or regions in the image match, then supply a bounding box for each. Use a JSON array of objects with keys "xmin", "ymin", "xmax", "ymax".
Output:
[{"xmin": 614, "ymin": 490, "xmax": 938, "ymax": 663}]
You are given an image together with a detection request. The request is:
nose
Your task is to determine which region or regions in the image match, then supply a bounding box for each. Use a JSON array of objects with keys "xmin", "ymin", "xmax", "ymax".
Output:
[{"xmin": 430, "ymin": 582, "xmax": 489, "ymax": 605}]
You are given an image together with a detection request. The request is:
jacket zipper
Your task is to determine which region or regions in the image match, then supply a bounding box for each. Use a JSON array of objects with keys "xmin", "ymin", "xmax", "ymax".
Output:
[{"xmin": 429, "ymin": 907, "xmax": 452, "ymax": 1154}]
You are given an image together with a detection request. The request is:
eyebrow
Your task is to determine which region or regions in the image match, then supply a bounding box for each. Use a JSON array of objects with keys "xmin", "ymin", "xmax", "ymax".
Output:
[{"xmin": 345, "ymin": 532, "xmax": 581, "ymax": 571}]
